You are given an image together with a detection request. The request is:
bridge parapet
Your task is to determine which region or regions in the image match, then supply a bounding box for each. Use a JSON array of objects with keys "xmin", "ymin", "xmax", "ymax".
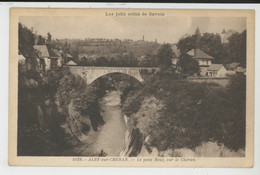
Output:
[{"xmin": 66, "ymin": 66, "xmax": 159, "ymax": 85}]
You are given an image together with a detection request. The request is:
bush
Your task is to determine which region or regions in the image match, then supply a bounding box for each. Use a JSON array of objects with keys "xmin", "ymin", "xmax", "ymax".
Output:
[{"xmin": 123, "ymin": 73, "xmax": 246, "ymax": 152}]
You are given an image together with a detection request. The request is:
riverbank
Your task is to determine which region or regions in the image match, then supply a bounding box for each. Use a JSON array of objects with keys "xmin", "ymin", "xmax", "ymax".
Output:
[{"xmin": 70, "ymin": 91, "xmax": 126, "ymax": 156}]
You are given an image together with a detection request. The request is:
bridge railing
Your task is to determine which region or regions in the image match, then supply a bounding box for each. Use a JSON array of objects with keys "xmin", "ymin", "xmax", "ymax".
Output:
[{"xmin": 65, "ymin": 65, "xmax": 160, "ymax": 70}]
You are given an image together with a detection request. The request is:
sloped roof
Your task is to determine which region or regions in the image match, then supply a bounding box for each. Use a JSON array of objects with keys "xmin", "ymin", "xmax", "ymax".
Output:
[
  {"xmin": 208, "ymin": 64, "xmax": 224, "ymax": 71},
  {"xmin": 48, "ymin": 48, "xmax": 60, "ymax": 58},
  {"xmin": 33, "ymin": 45, "xmax": 49, "ymax": 58},
  {"xmin": 236, "ymin": 67, "xmax": 246, "ymax": 73},
  {"xmin": 226, "ymin": 62, "xmax": 240, "ymax": 69},
  {"xmin": 51, "ymin": 49, "xmax": 62, "ymax": 57},
  {"xmin": 66, "ymin": 53, "xmax": 73, "ymax": 58},
  {"xmin": 66, "ymin": 60, "xmax": 77, "ymax": 66},
  {"xmin": 187, "ymin": 49, "xmax": 213, "ymax": 60}
]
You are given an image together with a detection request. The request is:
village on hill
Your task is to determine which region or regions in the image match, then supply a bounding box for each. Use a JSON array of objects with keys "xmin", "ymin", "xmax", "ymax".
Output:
[{"xmin": 19, "ymin": 24, "xmax": 246, "ymax": 81}]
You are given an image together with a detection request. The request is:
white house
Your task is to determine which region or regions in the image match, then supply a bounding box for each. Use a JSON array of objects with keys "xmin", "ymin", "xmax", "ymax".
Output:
[
  {"xmin": 33, "ymin": 45, "xmax": 50, "ymax": 71},
  {"xmin": 207, "ymin": 64, "xmax": 227, "ymax": 77},
  {"xmin": 171, "ymin": 45, "xmax": 180, "ymax": 67},
  {"xmin": 187, "ymin": 48, "xmax": 213, "ymax": 67}
]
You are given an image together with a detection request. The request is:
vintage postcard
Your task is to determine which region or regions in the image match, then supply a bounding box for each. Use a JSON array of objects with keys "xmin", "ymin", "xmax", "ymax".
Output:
[{"xmin": 9, "ymin": 8, "xmax": 254, "ymax": 167}]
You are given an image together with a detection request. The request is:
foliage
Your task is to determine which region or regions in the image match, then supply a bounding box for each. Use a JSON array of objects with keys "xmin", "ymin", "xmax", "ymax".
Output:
[
  {"xmin": 18, "ymin": 124, "xmax": 61, "ymax": 156},
  {"xmin": 176, "ymin": 30, "xmax": 247, "ymax": 67},
  {"xmin": 227, "ymin": 30, "xmax": 247, "ymax": 67},
  {"xmin": 156, "ymin": 44, "xmax": 173, "ymax": 70},
  {"xmin": 224, "ymin": 74, "xmax": 246, "ymax": 150},
  {"xmin": 18, "ymin": 66, "xmax": 92, "ymax": 155},
  {"xmin": 37, "ymin": 35, "xmax": 46, "ymax": 45},
  {"xmin": 177, "ymin": 35, "xmax": 197, "ymax": 55},
  {"xmin": 200, "ymin": 33, "xmax": 229, "ymax": 64},
  {"xmin": 138, "ymin": 53, "xmax": 158, "ymax": 67},
  {"xmin": 178, "ymin": 54, "xmax": 200, "ymax": 76},
  {"xmin": 123, "ymin": 73, "xmax": 246, "ymax": 152},
  {"xmin": 18, "ymin": 23, "xmax": 39, "ymax": 71}
]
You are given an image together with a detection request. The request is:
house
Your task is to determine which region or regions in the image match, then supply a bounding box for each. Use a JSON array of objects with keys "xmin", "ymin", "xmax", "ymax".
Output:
[
  {"xmin": 225, "ymin": 62, "xmax": 241, "ymax": 75},
  {"xmin": 51, "ymin": 49, "xmax": 63, "ymax": 67},
  {"xmin": 33, "ymin": 45, "xmax": 50, "ymax": 71},
  {"xmin": 207, "ymin": 64, "xmax": 227, "ymax": 77},
  {"xmin": 235, "ymin": 67, "xmax": 246, "ymax": 75},
  {"xmin": 187, "ymin": 48, "xmax": 214, "ymax": 67},
  {"xmin": 226, "ymin": 62, "xmax": 240, "ymax": 71},
  {"xmin": 47, "ymin": 48, "xmax": 61, "ymax": 69}
]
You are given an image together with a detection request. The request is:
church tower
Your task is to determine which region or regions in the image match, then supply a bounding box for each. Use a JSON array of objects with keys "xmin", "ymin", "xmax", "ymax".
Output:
[{"xmin": 195, "ymin": 27, "xmax": 201, "ymax": 48}]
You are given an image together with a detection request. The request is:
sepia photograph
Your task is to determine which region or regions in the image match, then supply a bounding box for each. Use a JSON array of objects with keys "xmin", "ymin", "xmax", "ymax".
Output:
[{"xmin": 8, "ymin": 8, "xmax": 254, "ymax": 167}]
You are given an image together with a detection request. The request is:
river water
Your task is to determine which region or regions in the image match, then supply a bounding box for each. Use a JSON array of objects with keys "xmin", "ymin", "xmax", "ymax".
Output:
[{"xmin": 72, "ymin": 91, "xmax": 126, "ymax": 156}]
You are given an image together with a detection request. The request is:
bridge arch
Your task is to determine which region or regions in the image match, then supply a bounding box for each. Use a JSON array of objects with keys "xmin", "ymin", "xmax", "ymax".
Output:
[
  {"xmin": 87, "ymin": 70, "xmax": 143, "ymax": 85},
  {"xmin": 88, "ymin": 72, "xmax": 144, "ymax": 87}
]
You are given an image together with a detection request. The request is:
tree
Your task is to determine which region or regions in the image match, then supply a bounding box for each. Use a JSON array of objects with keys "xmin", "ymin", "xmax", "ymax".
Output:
[
  {"xmin": 37, "ymin": 35, "xmax": 45, "ymax": 45},
  {"xmin": 95, "ymin": 57, "xmax": 109, "ymax": 66},
  {"xmin": 156, "ymin": 44, "xmax": 173, "ymax": 69},
  {"xmin": 177, "ymin": 32, "xmax": 228, "ymax": 64},
  {"xmin": 177, "ymin": 35, "xmax": 197, "ymax": 55},
  {"xmin": 47, "ymin": 32, "xmax": 52, "ymax": 42},
  {"xmin": 178, "ymin": 54, "xmax": 200, "ymax": 76},
  {"xmin": 18, "ymin": 23, "xmax": 39, "ymax": 72},
  {"xmin": 227, "ymin": 30, "xmax": 246, "ymax": 67},
  {"xmin": 224, "ymin": 74, "xmax": 246, "ymax": 150},
  {"xmin": 200, "ymin": 33, "xmax": 226, "ymax": 62}
]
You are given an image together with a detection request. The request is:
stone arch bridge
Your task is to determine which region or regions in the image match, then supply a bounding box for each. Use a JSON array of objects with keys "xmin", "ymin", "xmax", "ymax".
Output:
[{"xmin": 67, "ymin": 66, "xmax": 159, "ymax": 85}]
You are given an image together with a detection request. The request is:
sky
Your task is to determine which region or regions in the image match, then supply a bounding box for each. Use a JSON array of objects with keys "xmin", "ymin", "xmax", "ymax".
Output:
[{"xmin": 19, "ymin": 16, "xmax": 246, "ymax": 44}]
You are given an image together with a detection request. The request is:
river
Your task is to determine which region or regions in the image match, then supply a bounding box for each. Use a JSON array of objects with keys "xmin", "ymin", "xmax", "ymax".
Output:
[{"xmin": 72, "ymin": 91, "xmax": 126, "ymax": 156}]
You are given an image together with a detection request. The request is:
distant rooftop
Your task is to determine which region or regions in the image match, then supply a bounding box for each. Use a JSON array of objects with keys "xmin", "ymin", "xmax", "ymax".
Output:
[
  {"xmin": 226, "ymin": 62, "xmax": 240, "ymax": 69},
  {"xmin": 208, "ymin": 64, "xmax": 224, "ymax": 71},
  {"xmin": 66, "ymin": 60, "xmax": 77, "ymax": 66}
]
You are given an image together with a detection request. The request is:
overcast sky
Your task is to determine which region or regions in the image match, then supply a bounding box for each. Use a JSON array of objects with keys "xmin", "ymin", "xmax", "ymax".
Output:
[{"xmin": 19, "ymin": 16, "xmax": 246, "ymax": 44}]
